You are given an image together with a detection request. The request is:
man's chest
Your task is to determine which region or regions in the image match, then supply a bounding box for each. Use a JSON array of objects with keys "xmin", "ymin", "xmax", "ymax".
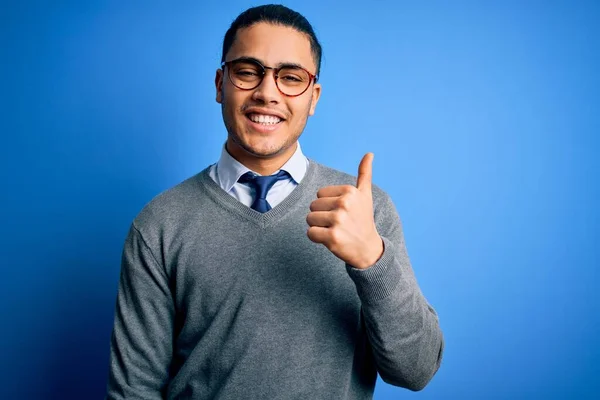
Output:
[{"xmin": 164, "ymin": 217, "xmax": 361, "ymax": 346}]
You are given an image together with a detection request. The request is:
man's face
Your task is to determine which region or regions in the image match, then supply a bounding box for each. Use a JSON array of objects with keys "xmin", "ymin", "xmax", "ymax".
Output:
[{"xmin": 215, "ymin": 22, "xmax": 321, "ymax": 162}]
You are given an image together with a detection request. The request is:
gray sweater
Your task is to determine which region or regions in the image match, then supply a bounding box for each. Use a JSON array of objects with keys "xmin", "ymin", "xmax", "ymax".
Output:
[{"xmin": 106, "ymin": 159, "xmax": 444, "ymax": 399}]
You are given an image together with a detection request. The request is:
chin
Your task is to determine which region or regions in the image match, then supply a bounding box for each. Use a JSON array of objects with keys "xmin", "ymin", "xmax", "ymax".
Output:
[
  {"xmin": 240, "ymin": 141, "xmax": 287, "ymax": 158},
  {"xmin": 233, "ymin": 131, "xmax": 285, "ymax": 154}
]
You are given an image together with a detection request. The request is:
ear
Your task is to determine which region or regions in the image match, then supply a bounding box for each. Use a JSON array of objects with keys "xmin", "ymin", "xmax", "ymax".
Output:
[
  {"xmin": 215, "ymin": 68, "xmax": 224, "ymax": 104},
  {"xmin": 308, "ymin": 83, "xmax": 322, "ymax": 116}
]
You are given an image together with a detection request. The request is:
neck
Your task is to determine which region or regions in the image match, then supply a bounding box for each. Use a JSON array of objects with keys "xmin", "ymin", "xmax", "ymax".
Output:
[{"xmin": 226, "ymin": 139, "xmax": 297, "ymax": 176}]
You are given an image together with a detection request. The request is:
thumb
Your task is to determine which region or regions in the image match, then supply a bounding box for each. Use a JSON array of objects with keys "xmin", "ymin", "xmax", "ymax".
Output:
[{"xmin": 357, "ymin": 153, "xmax": 374, "ymax": 193}]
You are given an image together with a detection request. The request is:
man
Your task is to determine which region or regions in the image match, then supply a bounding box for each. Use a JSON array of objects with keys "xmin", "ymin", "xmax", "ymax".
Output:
[{"xmin": 106, "ymin": 4, "xmax": 443, "ymax": 399}]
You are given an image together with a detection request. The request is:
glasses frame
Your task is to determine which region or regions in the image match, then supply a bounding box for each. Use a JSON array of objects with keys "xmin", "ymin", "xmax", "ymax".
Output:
[{"xmin": 221, "ymin": 58, "xmax": 318, "ymax": 98}]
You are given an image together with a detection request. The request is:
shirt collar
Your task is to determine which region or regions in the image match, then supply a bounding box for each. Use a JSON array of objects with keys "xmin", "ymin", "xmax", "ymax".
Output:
[{"xmin": 216, "ymin": 141, "xmax": 307, "ymax": 192}]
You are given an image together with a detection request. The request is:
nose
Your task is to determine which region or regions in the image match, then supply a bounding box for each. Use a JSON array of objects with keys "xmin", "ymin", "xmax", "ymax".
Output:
[{"xmin": 251, "ymin": 68, "xmax": 281, "ymax": 104}]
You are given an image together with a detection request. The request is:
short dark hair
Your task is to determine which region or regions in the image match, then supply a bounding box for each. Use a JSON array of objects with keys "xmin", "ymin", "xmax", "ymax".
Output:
[{"xmin": 221, "ymin": 4, "xmax": 322, "ymax": 78}]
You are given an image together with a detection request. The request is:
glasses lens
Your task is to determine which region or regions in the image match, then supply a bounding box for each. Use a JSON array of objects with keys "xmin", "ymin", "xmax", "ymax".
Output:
[
  {"xmin": 229, "ymin": 61, "xmax": 263, "ymax": 90},
  {"xmin": 277, "ymin": 67, "xmax": 311, "ymax": 96}
]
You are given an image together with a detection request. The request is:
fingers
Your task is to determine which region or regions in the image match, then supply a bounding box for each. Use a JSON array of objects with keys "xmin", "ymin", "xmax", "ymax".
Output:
[
  {"xmin": 317, "ymin": 185, "xmax": 356, "ymax": 198},
  {"xmin": 309, "ymin": 197, "xmax": 346, "ymax": 212},
  {"xmin": 306, "ymin": 211, "xmax": 335, "ymax": 227},
  {"xmin": 306, "ymin": 226, "xmax": 330, "ymax": 244}
]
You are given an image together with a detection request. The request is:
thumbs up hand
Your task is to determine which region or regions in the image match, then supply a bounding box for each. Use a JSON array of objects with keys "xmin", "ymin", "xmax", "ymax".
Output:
[{"xmin": 307, "ymin": 153, "xmax": 384, "ymax": 269}]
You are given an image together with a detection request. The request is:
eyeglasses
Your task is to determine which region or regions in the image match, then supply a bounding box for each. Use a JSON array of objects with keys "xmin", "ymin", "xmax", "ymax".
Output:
[{"xmin": 221, "ymin": 58, "xmax": 318, "ymax": 97}]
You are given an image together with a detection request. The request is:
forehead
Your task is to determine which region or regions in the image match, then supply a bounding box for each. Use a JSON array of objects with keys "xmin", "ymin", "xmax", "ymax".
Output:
[{"xmin": 227, "ymin": 22, "xmax": 315, "ymax": 71}]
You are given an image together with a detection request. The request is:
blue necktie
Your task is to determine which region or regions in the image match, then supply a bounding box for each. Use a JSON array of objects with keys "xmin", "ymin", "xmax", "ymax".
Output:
[{"xmin": 238, "ymin": 170, "xmax": 290, "ymax": 212}]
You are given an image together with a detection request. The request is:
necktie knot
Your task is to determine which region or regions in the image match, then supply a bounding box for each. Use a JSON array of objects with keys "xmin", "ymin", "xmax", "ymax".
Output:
[{"xmin": 238, "ymin": 170, "xmax": 290, "ymax": 212}]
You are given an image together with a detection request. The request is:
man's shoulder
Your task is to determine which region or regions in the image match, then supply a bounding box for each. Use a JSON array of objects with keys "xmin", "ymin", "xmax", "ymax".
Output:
[
  {"xmin": 310, "ymin": 160, "xmax": 356, "ymax": 186},
  {"xmin": 132, "ymin": 166, "xmax": 212, "ymax": 231}
]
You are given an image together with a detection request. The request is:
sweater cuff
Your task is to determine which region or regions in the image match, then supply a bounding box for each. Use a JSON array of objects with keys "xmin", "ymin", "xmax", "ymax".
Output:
[{"xmin": 345, "ymin": 236, "xmax": 402, "ymax": 304}]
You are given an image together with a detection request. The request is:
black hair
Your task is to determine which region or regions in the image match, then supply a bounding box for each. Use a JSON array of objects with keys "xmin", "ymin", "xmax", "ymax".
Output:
[{"xmin": 221, "ymin": 4, "xmax": 322, "ymax": 78}]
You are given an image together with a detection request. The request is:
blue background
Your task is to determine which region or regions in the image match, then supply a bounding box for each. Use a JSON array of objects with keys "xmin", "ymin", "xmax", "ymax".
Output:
[{"xmin": 2, "ymin": 1, "xmax": 599, "ymax": 399}]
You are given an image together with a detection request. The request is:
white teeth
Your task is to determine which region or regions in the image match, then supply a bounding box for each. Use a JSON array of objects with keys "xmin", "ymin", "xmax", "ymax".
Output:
[{"xmin": 249, "ymin": 113, "xmax": 282, "ymax": 125}]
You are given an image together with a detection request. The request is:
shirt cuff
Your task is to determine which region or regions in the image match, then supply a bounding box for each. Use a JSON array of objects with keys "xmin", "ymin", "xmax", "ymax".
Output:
[{"xmin": 345, "ymin": 236, "xmax": 402, "ymax": 304}]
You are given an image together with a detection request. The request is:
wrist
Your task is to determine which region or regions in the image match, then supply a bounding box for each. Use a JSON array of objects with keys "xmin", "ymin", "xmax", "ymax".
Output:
[{"xmin": 354, "ymin": 236, "xmax": 384, "ymax": 270}]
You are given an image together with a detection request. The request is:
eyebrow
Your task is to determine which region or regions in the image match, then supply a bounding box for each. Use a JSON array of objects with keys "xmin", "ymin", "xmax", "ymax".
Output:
[{"xmin": 233, "ymin": 56, "xmax": 307, "ymax": 70}]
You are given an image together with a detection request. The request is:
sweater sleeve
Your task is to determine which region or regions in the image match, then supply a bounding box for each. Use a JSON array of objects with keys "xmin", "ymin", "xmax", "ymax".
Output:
[
  {"xmin": 345, "ymin": 192, "xmax": 444, "ymax": 391},
  {"xmin": 106, "ymin": 223, "xmax": 175, "ymax": 400}
]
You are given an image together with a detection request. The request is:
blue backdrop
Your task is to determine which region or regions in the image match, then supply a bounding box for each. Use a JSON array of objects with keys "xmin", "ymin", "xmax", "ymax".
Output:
[{"xmin": 2, "ymin": 1, "xmax": 599, "ymax": 399}]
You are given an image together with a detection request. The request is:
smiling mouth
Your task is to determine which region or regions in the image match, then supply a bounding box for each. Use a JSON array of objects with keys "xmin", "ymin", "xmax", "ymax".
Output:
[{"xmin": 246, "ymin": 113, "xmax": 283, "ymax": 125}]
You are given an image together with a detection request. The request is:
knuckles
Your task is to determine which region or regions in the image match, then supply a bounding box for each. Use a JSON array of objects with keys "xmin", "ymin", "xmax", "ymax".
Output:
[
  {"xmin": 337, "ymin": 196, "xmax": 351, "ymax": 210},
  {"xmin": 327, "ymin": 228, "xmax": 342, "ymax": 246},
  {"xmin": 331, "ymin": 210, "xmax": 344, "ymax": 225}
]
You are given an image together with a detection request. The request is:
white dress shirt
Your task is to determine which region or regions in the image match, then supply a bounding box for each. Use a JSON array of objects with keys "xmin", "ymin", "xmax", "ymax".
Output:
[{"xmin": 208, "ymin": 141, "xmax": 309, "ymax": 209}]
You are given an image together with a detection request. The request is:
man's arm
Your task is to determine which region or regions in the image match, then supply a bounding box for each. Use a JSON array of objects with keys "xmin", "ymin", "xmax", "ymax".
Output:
[
  {"xmin": 345, "ymin": 192, "xmax": 444, "ymax": 391},
  {"xmin": 306, "ymin": 153, "xmax": 443, "ymax": 390},
  {"xmin": 106, "ymin": 223, "xmax": 175, "ymax": 399}
]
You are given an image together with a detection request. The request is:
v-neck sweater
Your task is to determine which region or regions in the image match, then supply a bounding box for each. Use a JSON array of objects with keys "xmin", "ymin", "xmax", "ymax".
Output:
[{"xmin": 106, "ymin": 159, "xmax": 444, "ymax": 400}]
